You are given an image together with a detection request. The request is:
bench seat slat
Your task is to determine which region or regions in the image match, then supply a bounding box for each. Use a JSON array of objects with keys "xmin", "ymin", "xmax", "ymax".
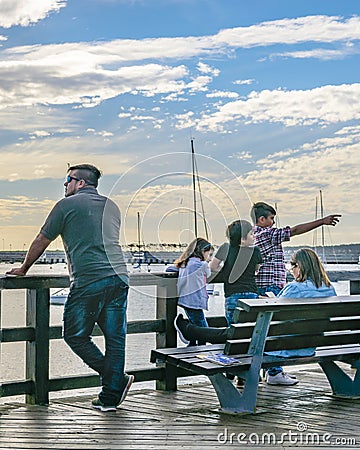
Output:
[
  {"xmin": 151, "ymin": 344, "xmax": 360, "ymax": 376},
  {"xmin": 261, "ymin": 345, "xmax": 360, "ymax": 367},
  {"xmin": 150, "ymin": 344, "xmax": 224, "ymax": 362},
  {"xmin": 225, "ymin": 331, "xmax": 360, "ymax": 355},
  {"xmin": 176, "ymin": 357, "xmax": 253, "ymax": 375}
]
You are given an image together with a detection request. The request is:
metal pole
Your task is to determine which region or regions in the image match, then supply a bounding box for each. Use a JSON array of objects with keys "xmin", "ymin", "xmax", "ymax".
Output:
[
  {"xmin": 191, "ymin": 139, "xmax": 198, "ymax": 238},
  {"xmin": 320, "ymin": 190, "xmax": 325, "ymax": 262}
]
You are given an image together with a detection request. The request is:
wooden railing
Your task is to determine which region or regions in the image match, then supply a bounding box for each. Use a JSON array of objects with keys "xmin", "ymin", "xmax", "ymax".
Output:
[{"xmin": 1, "ymin": 271, "xmax": 359, "ymax": 405}]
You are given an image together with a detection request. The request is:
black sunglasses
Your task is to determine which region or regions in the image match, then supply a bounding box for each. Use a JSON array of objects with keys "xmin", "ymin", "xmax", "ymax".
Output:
[{"xmin": 66, "ymin": 175, "xmax": 81, "ymax": 183}]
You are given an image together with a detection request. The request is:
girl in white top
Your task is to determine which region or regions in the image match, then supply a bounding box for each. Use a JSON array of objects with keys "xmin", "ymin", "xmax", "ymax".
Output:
[{"xmin": 174, "ymin": 238, "xmax": 213, "ymax": 345}]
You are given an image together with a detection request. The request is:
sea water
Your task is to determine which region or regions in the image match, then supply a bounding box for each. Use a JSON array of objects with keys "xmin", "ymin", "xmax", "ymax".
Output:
[{"xmin": 0, "ymin": 262, "xmax": 355, "ymax": 401}]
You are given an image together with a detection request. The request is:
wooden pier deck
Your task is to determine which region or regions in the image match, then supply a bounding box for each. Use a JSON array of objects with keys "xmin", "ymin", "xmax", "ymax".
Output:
[{"xmin": 1, "ymin": 363, "xmax": 359, "ymax": 449}]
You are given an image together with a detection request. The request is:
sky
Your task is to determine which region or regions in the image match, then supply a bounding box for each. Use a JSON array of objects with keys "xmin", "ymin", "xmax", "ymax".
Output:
[{"xmin": 0, "ymin": 0, "xmax": 359, "ymax": 251}]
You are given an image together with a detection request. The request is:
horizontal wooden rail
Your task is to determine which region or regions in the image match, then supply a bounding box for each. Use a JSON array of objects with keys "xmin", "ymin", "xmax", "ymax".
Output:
[{"xmin": 0, "ymin": 319, "xmax": 167, "ymax": 343}]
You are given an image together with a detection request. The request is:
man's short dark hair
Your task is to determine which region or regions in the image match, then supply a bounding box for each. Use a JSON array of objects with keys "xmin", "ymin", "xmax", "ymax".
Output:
[
  {"xmin": 68, "ymin": 164, "xmax": 102, "ymax": 187},
  {"xmin": 251, "ymin": 202, "xmax": 276, "ymax": 223}
]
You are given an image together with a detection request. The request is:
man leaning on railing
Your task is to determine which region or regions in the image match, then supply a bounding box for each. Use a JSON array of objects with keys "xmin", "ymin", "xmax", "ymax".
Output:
[{"xmin": 6, "ymin": 163, "xmax": 133, "ymax": 412}]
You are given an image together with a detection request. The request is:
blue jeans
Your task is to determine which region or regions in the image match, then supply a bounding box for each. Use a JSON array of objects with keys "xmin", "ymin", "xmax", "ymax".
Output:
[
  {"xmin": 225, "ymin": 292, "xmax": 259, "ymax": 325},
  {"xmin": 257, "ymin": 284, "xmax": 283, "ymax": 376},
  {"xmin": 182, "ymin": 307, "xmax": 208, "ymax": 346},
  {"xmin": 63, "ymin": 275, "xmax": 129, "ymax": 404},
  {"xmin": 257, "ymin": 284, "xmax": 282, "ymax": 297}
]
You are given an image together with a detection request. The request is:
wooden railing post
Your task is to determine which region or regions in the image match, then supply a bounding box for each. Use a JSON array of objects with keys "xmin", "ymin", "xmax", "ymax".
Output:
[
  {"xmin": 26, "ymin": 288, "xmax": 50, "ymax": 405},
  {"xmin": 155, "ymin": 277, "xmax": 178, "ymax": 391}
]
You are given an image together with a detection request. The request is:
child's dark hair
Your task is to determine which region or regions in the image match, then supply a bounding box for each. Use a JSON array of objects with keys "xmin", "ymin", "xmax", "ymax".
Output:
[
  {"xmin": 174, "ymin": 237, "xmax": 212, "ymax": 268},
  {"xmin": 226, "ymin": 220, "xmax": 253, "ymax": 247},
  {"xmin": 250, "ymin": 202, "xmax": 276, "ymax": 224}
]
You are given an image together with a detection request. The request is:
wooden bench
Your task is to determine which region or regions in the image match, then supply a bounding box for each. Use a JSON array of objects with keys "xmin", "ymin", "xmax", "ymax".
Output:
[{"xmin": 151, "ymin": 295, "xmax": 360, "ymax": 414}]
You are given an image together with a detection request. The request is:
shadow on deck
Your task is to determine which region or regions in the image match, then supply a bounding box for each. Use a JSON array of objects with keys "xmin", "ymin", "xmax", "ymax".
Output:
[{"xmin": 0, "ymin": 363, "xmax": 359, "ymax": 449}]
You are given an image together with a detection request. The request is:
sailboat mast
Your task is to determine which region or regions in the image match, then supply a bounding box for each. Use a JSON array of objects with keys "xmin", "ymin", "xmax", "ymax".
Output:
[
  {"xmin": 274, "ymin": 203, "xmax": 280, "ymax": 228},
  {"xmin": 319, "ymin": 190, "xmax": 325, "ymax": 262},
  {"xmin": 312, "ymin": 195, "xmax": 318, "ymax": 249},
  {"xmin": 137, "ymin": 211, "xmax": 141, "ymax": 255},
  {"xmin": 191, "ymin": 138, "xmax": 198, "ymax": 238}
]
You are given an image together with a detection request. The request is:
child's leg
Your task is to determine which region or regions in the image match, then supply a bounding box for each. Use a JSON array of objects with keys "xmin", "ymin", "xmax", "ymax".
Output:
[
  {"xmin": 176, "ymin": 314, "xmax": 229, "ymax": 344},
  {"xmin": 257, "ymin": 285, "xmax": 284, "ymax": 379},
  {"xmin": 225, "ymin": 294, "xmax": 239, "ymax": 325},
  {"xmin": 225, "ymin": 292, "xmax": 259, "ymax": 384},
  {"xmin": 225, "ymin": 293, "xmax": 258, "ymax": 325},
  {"xmin": 183, "ymin": 307, "xmax": 208, "ymax": 327},
  {"xmin": 183, "ymin": 307, "xmax": 208, "ymax": 346}
]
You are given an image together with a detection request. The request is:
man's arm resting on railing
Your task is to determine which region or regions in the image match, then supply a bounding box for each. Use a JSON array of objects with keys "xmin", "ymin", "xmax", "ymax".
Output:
[{"xmin": 5, "ymin": 233, "xmax": 52, "ymax": 276}]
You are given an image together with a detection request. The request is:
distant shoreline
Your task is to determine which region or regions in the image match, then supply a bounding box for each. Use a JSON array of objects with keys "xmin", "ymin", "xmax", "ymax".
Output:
[{"xmin": 1, "ymin": 242, "xmax": 359, "ymax": 265}]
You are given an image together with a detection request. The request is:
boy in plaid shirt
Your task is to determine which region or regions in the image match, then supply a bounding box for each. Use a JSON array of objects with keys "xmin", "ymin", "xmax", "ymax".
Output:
[
  {"xmin": 250, "ymin": 202, "xmax": 340, "ymax": 386},
  {"xmin": 251, "ymin": 202, "xmax": 341, "ymax": 296}
]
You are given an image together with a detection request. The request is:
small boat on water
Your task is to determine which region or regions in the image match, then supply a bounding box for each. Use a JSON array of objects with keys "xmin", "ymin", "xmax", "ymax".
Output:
[{"xmin": 50, "ymin": 288, "xmax": 68, "ymax": 305}]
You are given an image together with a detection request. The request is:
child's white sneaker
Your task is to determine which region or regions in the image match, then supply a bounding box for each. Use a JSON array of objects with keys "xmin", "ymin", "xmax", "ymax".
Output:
[{"xmin": 266, "ymin": 372, "xmax": 299, "ymax": 385}]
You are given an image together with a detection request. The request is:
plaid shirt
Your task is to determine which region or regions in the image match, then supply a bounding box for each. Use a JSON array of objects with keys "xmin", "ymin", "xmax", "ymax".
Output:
[{"xmin": 253, "ymin": 225, "xmax": 291, "ymax": 288}]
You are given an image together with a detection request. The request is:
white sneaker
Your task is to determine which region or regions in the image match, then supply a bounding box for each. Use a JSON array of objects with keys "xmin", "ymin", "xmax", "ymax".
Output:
[
  {"xmin": 283, "ymin": 372, "xmax": 297, "ymax": 379},
  {"xmin": 265, "ymin": 371, "xmax": 297, "ymax": 382},
  {"xmin": 266, "ymin": 372, "xmax": 299, "ymax": 385}
]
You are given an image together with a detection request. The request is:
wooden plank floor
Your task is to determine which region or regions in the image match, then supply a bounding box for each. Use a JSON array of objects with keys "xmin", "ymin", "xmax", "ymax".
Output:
[{"xmin": 0, "ymin": 363, "xmax": 359, "ymax": 449}]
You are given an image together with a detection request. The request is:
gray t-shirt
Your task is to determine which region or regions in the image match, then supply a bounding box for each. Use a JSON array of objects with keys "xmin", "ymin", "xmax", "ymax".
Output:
[{"xmin": 41, "ymin": 187, "xmax": 128, "ymax": 288}]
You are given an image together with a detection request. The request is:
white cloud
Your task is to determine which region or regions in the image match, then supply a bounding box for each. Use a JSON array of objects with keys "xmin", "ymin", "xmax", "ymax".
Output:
[
  {"xmin": 335, "ymin": 125, "xmax": 360, "ymax": 136},
  {"xmin": 241, "ymin": 125, "xmax": 360, "ymax": 216},
  {"xmin": 174, "ymin": 111, "xmax": 197, "ymax": 130},
  {"xmin": 0, "ymin": 136, "xmax": 133, "ymax": 182},
  {"xmin": 187, "ymin": 75, "xmax": 212, "ymax": 93},
  {"xmin": 0, "ymin": 0, "xmax": 66, "ymax": 28},
  {"xmin": 197, "ymin": 62, "xmax": 220, "ymax": 76},
  {"xmin": 0, "ymin": 196, "xmax": 53, "ymax": 227},
  {"xmin": 131, "ymin": 115, "xmax": 154, "ymax": 121},
  {"xmin": 230, "ymin": 151, "xmax": 253, "ymax": 160},
  {"xmin": 0, "ymin": 59, "xmax": 192, "ymax": 109},
  {"xmin": 233, "ymin": 79, "xmax": 254, "ymax": 85},
  {"xmin": 0, "ymin": 15, "xmax": 359, "ymax": 115},
  {"xmin": 196, "ymin": 84, "xmax": 360, "ymax": 131},
  {"xmin": 30, "ymin": 130, "xmax": 51, "ymax": 138},
  {"xmin": 206, "ymin": 90, "xmax": 239, "ymax": 98},
  {"xmin": 0, "ymin": 105, "xmax": 79, "ymax": 133},
  {"xmin": 86, "ymin": 128, "xmax": 114, "ymax": 137},
  {"xmin": 161, "ymin": 93, "xmax": 188, "ymax": 102},
  {"xmin": 271, "ymin": 45, "xmax": 359, "ymax": 61},
  {"xmin": 215, "ymin": 15, "xmax": 360, "ymax": 48}
]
